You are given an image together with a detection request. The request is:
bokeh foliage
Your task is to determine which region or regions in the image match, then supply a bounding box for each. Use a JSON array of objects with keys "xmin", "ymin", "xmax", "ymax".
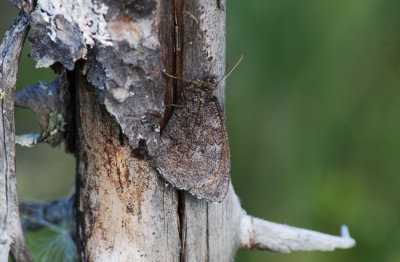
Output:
[
  {"xmin": 226, "ymin": 1, "xmax": 400, "ymax": 261},
  {"xmin": 1, "ymin": 0, "xmax": 400, "ymax": 261}
]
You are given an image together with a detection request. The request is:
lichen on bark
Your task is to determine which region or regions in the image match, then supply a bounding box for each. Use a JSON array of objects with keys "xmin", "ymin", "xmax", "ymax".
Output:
[{"xmin": 28, "ymin": 0, "xmax": 166, "ymax": 155}]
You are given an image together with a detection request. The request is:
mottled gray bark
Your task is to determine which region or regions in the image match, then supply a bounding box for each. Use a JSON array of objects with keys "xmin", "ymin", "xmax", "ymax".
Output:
[
  {"xmin": 6, "ymin": 0, "xmax": 355, "ymax": 261},
  {"xmin": 0, "ymin": 13, "xmax": 32, "ymax": 262}
]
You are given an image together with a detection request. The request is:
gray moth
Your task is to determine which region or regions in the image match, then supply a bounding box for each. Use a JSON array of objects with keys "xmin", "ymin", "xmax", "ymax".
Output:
[{"xmin": 154, "ymin": 78, "xmax": 231, "ymax": 202}]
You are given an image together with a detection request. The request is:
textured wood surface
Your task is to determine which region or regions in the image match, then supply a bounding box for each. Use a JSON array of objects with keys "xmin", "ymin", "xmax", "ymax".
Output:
[
  {"xmin": 76, "ymin": 80, "xmax": 180, "ymax": 262},
  {"xmin": 0, "ymin": 13, "xmax": 32, "ymax": 262}
]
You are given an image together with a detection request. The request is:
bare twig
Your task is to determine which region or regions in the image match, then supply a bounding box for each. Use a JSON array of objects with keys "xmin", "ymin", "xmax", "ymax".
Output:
[
  {"xmin": 15, "ymin": 77, "xmax": 66, "ymax": 147},
  {"xmin": 240, "ymin": 214, "xmax": 355, "ymax": 253},
  {"xmin": 20, "ymin": 195, "xmax": 76, "ymax": 262},
  {"xmin": 20, "ymin": 194, "xmax": 74, "ymax": 232}
]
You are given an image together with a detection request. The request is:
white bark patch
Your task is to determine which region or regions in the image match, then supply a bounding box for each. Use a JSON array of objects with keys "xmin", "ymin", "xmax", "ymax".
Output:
[
  {"xmin": 35, "ymin": 0, "xmax": 112, "ymax": 47},
  {"xmin": 108, "ymin": 15, "xmax": 160, "ymax": 50},
  {"xmin": 109, "ymin": 87, "xmax": 130, "ymax": 103},
  {"xmin": 108, "ymin": 16, "xmax": 141, "ymax": 48},
  {"xmin": 15, "ymin": 134, "xmax": 40, "ymax": 147}
]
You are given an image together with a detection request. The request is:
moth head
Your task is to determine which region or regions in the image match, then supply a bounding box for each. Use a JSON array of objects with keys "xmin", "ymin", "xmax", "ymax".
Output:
[{"xmin": 184, "ymin": 80, "xmax": 216, "ymax": 103}]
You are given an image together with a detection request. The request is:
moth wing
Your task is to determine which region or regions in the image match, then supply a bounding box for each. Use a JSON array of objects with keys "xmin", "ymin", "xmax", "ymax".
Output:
[
  {"xmin": 189, "ymin": 102, "xmax": 231, "ymax": 202},
  {"xmin": 154, "ymin": 101, "xmax": 222, "ymax": 189}
]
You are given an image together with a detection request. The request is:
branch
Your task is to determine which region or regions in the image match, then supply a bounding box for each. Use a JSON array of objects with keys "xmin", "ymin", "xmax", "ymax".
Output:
[
  {"xmin": 19, "ymin": 196, "xmax": 76, "ymax": 262},
  {"xmin": 15, "ymin": 133, "xmax": 40, "ymax": 147},
  {"xmin": 7, "ymin": 0, "xmax": 35, "ymax": 13},
  {"xmin": 0, "ymin": 13, "xmax": 32, "ymax": 262},
  {"xmin": 19, "ymin": 191, "xmax": 355, "ymax": 257},
  {"xmin": 240, "ymin": 214, "xmax": 355, "ymax": 253},
  {"xmin": 15, "ymin": 77, "xmax": 66, "ymax": 147},
  {"xmin": 19, "ymin": 195, "xmax": 74, "ymax": 232}
]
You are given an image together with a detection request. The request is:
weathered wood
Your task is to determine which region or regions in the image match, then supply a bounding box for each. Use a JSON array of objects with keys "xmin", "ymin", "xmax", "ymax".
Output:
[
  {"xmin": 75, "ymin": 77, "xmax": 180, "ymax": 261},
  {"xmin": 0, "ymin": 13, "xmax": 32, "ymax": 262},
  {"xmin": 239, "ymin": 215, "xmax": 355, "ymax": 253}
]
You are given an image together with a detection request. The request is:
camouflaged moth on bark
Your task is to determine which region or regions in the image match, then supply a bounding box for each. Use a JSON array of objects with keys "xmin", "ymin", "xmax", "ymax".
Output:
[{"xmin": 154, "ymin": 57, "xmax": 243, "ymax": 202}]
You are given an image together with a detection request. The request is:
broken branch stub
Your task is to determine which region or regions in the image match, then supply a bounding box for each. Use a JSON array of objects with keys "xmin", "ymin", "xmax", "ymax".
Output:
[
  {"xmin": 240, "ymin": 215, "xmax": 355, "ymax": 253},
  {"xmin": 15, "ymin": 77, "xmax": 66, "ymax": 146}
]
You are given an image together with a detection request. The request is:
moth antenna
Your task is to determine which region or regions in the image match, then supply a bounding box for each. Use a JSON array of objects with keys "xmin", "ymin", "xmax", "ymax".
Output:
[
  {"xmin": 218, "ymin": 55, "xmax": 244, "ymax": 83},
  {"xmin": 185, "ymin": 10, "xmax": 199, "ymax": 24},
  {"xmin": 224, "ymin": 61, "xmax": 230, "ymax": 75},
  {"xmin": 209, "ymin": 59, "xmax": 218, "ymax": 72},
  {"xmin": 163, "ymin": 72, "xmax": 191, "ymax": 83}
]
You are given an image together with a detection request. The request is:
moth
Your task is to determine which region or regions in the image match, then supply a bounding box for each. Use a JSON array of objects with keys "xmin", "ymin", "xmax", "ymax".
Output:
[{"xmin": 154, "ymin": 56, "xmax": 243, "ymax": 202}]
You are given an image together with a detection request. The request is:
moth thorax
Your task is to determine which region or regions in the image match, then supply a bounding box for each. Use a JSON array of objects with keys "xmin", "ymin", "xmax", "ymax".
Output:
[{"xmin": 184, "ymin": 82, "xmax": 216, "ymax": 102}]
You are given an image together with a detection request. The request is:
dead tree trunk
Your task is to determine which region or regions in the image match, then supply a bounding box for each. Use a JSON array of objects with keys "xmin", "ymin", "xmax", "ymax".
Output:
[
  {"xmin": 73, "ymin": 1, "xmax": 238, "ymax": 260},
  {"xmin": 3, "ymin": 0, "xmax": 355, "ymax": 261}
]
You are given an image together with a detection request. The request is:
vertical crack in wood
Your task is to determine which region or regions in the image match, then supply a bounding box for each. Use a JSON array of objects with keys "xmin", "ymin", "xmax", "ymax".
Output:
[
  {"xmin": 74, "ymin": 62, "xmax": 87, "ymax": 262},
  {"xmin": 160, "ymin": 0, "xmax": 181, "ymax": 130},
  {"xmin": 61, "ymin": 68, "xmax": 77, "ymax": 154},
  {"xmin": 178, "ymin": 192, "xmax": 186, "ymax": 262},
  {"xmin": 171, "ymin": 0, "xmax": 187, "ymax": 261},
  {"xmin": 174, "ymin": 0, "xmax": 184, "ymax": 103},
  {"xmin": 206, "ymin": 204, "xmax": 210, "ymax": 262}
]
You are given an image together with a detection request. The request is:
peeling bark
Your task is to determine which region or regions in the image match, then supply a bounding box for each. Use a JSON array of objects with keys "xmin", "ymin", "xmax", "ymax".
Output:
[{"xmin": 29, "ymin": 0, "xmax": 166, "ymax": 156}]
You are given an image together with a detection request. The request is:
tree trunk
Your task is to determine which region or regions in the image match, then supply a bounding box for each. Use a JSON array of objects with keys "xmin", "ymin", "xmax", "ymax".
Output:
[
  {"xmin": 75, "ymin": 81, "xmax": 243, "ymax": 262},
  {"xmin": 74, "ymin": 1, "xmax": 242, "ymax": 261},
  {"xmin": 75, "ymin": 71, "xmax": 181, "ymax": 261}
]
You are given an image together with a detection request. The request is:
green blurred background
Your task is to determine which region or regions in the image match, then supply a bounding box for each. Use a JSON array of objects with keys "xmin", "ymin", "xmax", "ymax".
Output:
[{"xmin": 1, "ymin": 0, "xmax": 400, "ymax": 261}]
